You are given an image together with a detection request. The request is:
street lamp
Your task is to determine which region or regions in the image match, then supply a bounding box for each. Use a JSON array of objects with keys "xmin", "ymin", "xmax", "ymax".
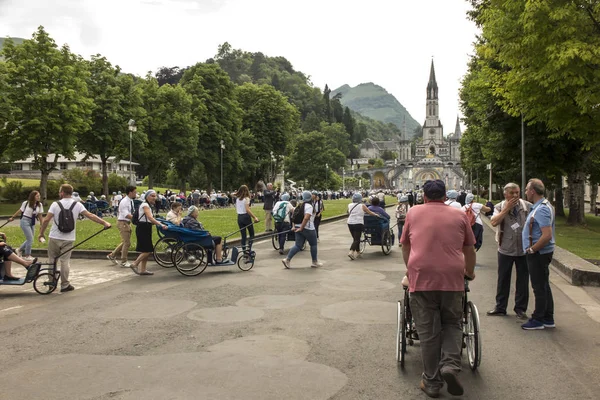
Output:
[
  {"xmin": 127, "ymin": 119, "xmax": 137, "ymax": 185},
  {"xmin": 325, "ymin": 163, "xmax": 329, "ymax": 190},
  {"xmin": 270, "ymin": 151, "xmax": 276, "ymax": 182},
  {"xmin": 220, "ymin": 140, "xmax": 225, "ymax": 192}
]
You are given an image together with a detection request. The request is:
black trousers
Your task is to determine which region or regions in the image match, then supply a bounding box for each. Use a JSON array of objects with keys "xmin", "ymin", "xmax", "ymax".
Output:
[
  {"xmin": 237, "ymin": 214, "xmax": 254, "ymax": 250},
  {"xmin": 314, "ymin": 216, "xmax": 322, "ymax": 238},
  {"xmin": 275, "ymin": 221, "xmax": 290, "ymax": 250},
  {"xmin": 526, "ymin": 252, "xmax": 554, "ymax": 322},
  {"xmin": 494, "ymin": 252, "xmax": 529, "ymax": 313},
  {"xmin": 348, "ymin": 223, "xmax": 363, "ymax": 251},
  {"xmin": 472, "ymin": 223, "xmax": 483, "ymax": 251}
]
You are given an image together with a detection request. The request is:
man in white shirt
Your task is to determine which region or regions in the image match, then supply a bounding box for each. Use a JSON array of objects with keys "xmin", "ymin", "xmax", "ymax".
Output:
[
  {"xmin": 107, "ymin": 186, "xmax": 137, "ymax": 267},
  {"xmin": 38, "ymin": 184, "xmax": 111, "ymax": 293}
]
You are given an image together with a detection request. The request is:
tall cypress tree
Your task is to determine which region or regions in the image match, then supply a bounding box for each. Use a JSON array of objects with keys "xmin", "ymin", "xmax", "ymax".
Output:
[{"xmin": 323, "ymin": 84, "xmax": 332, "ymax": 123}]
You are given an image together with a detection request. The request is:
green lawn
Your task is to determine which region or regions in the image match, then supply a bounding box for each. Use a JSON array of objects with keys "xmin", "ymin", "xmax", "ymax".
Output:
[
  {"xmin": 0, "ymin": 196, "xmax": 397, "ymax": 251},
  {"xmin": 555, "ymin": 212, "xmax": 600, "ymax": 260}
]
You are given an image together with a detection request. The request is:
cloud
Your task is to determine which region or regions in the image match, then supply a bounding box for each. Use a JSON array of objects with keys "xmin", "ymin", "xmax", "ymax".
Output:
[{"xmin": 142, "ymin": 0, "xmax": 229, "ymax": 13}]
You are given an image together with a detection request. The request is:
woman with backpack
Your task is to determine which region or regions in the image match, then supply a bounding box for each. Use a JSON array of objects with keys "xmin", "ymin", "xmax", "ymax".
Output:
[
  {"xmin": 462, "ymin": 193, "xmax": 491, "ymax": 251},
  {"xmin": 395, "ymin": 196, "xmax": 410, "ymax": 248},
  {"xmin": 130, "ymin": 190, "xmax": 168, "ymax": 276},
  {"xmin": 312, "ymin": 191, "xmax": 325, "ymax": 242},
  {"xmin": 235, "ymin": 185, "xmax": 259, "ymax": 252},
  {"xmin": 282, "ymin": 190, "xmax": 323, "ymax": 268},
  {"xmin": 347, "ymin": 193, "xmax": 380, "ymax": 260},
  {"xmin": 8, "ymin": 190, "xmax": 44, "ymax": 261},
  {"xmin": 272, "ymin": 193, "xmax": 294, "ymax": 255}
]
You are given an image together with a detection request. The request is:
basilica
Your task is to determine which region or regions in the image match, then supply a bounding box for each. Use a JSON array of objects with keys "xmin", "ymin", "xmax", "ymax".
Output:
[{"xmin": 359, "ymin": 60, "xmax": 465, "ymax": 190}]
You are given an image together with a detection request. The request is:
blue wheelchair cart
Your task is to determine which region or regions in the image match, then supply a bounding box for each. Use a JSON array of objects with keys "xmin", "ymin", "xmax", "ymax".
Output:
[
  {"xmin": 359, "ymin": 215, "xmax": 394, "ymax": 255},
  {"xmin": 152, "ymin": 220, "xmax": 256, "ymax": 277}
]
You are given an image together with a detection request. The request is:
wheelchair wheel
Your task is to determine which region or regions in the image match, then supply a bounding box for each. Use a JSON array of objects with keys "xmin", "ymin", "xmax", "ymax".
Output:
[
  {"xmin": 33, "ymin": 272, "xmax": 58, "ymax": 295},
  {"xmin": 359, "ymin": 233, "xmax": 366, "ymax": 254},
  {"xmin": 174, "ymin": 243, "xmax": 209, "ymax": 276},
  {"xmin": 154, "ymin": 238, "xmax": 178, "ymax": 268},
  {"xmin": 396, "ymin": 300, "xmax": 407, "ymax": 366},
  {"xmin": 464, "ymin": 301, "xmax": 482, "ymax": 370},
  {"xmin": 381, "ymin": 230, "xmax": 392, "ymax": 255},
  {"xmin": 237, "ymin": 250, "xmax": 255, "ymax": 271},
  {"xmin": 272, "ymin": 234, "xmax": 280, "ymax": 250}
]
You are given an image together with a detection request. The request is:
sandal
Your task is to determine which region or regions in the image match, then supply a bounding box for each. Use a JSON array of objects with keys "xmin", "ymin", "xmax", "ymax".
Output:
[{"xmin": 128, "ymin": 263, "xmax": 140, "ymax": 275}]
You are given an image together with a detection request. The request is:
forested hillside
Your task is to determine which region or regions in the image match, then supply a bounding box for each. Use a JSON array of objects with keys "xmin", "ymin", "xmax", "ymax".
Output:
[
  {"xmin": 0, "ymin": 38, "xmax": 25, "ymax": 60},
  {"xmin": 332, "ymin": 83, "xmax": 421, "ymax": 137}
]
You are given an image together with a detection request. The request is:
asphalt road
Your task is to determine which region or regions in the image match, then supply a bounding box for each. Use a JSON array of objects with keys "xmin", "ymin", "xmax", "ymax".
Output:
[{"xmin": 1, "ymin": 219, "xmax": 600, "ymax": 400}]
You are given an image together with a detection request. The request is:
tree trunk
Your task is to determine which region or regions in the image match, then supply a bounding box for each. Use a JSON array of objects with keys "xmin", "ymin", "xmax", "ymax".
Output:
[
  {"xmin": 101, "ymin": 156, "xmax": 109, "ymax": 196},
  {"xmin": 590, "ymin": 184, "xmax": 598, "ymax": 214},
  {"xmin": 39, "ymin": 169, "xmax": 49, "ymax": 204},
  {"xmin": 554, "ymin": 175, "xmax": 565, "ymax": 217},
  {"xmin": 148, "ymin": 173, "xmax": 154, "ymax": 189},
  {"xmin": 566, "ymin": 170, "xmax": 586, "ymax": 225}
]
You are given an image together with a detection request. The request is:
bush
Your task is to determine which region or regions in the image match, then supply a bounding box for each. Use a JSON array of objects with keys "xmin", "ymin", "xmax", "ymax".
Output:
[
  {"xmin": 62, "ymin": 169, "xmax": 101, "ymax": 196},
  {"xmin": 108, "ymin": 173, "xmax": 128, "ymax": 194},
  {"xmin": 3, "ymin": 180, "xmax": 23, "ymax": 202},
  {"xmin": 46, "ymin": 180, "xmax": 65, "ymax": 200}
]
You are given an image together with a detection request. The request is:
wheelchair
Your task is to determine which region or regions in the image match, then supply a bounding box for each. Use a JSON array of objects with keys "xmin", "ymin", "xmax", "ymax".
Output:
[
  {"xmin": 152, "ymin": 220, "xmax": 256, "ymax": 277},
  {"xmin": 271, "ymin": 222, "xmax": 306, "ymax": 251},
  {"xmin": 360, "ymin": 215, "xmax": 394, "ymax": 255},
  {"xmin": 396, "ymin": 277, "xmax": 482, "ymax": 370}
]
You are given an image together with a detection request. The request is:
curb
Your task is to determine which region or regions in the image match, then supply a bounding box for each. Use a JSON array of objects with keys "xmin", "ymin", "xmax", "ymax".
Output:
[{"xmin": 481, "ymin": 214, "xmax": 600, "ymax": 287}]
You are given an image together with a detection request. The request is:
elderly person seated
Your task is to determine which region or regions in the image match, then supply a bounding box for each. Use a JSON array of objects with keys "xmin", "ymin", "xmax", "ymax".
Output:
[
  {"xmin": 166, "ymin": 202, "xmax": 183, "ymax": 225},
  {"xmin": 367, "ymin": 197, "xmax": 391, "ymax": 220},
  {"xmin": 181, "ymin": 206, "xmax": 228, "ymax": 264},
  {"xmin": 0, "ymin": 232, "xmax": 39, "ymax": 281}
]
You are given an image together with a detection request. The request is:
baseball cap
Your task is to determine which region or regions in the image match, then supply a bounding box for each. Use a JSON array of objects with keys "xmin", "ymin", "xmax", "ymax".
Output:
[{"xmin": 423, "ymin": 180, "xmax": 446, "ymax": 200}]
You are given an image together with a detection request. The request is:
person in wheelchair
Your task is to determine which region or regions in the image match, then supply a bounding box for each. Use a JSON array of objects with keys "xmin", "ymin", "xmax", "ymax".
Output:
[
  {"xmin": 0, "ymin": 232, "xmax": 39, "ymax": 281},
  {"xmin": 181, "ymin": 206, "xmax": 228, "ymax": 264},
  {"xmin": 367, "ymin": 197, "xmax": 391, "ymax": 229}
]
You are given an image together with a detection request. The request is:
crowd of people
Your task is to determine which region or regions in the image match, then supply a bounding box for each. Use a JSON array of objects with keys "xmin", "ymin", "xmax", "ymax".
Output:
[{"xmin": 0, "ymin": 178, "xmax": 557, "ymax": 399}]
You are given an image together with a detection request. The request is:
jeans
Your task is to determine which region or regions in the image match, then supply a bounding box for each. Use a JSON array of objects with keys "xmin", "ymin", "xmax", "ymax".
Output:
[
  {"xmin": 495, "ymin": 252, "xmax": 529, "ymax": 313},
  {"xmin": 397, "ymin": 220, "xmax": 405, "ymax": 242},
  {"xmin": 472, "ymin": 223, "xmax": 483, "ymax": 251},
  {"xmin": 526, "ymin": 252, "xmax": 554, "ymax": 322},
  {"xmin": 287, "ymin": 228, "xmax": 318, "ymax": 262},
  {"xmin": 410, "ymin": 291, "xmax": 464, "ymax": 390},
  {"xmin": 237, "ymin": 214, "xmax": 254, "ymax": 251},
  {"xmin": 19, "ymin": 218, "xmax": 35, "ymax": 256},
  {"xmin": 276, "ymin": 221, "xmax": 290, "ymax": 250},
  {"xmin": 348, "ymin": 223, "xmax": 363, "ymax": 251}
]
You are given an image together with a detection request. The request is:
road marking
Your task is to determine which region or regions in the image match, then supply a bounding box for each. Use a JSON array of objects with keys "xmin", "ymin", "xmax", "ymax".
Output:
[{"xmin": 0, "ymin": 306, "xmax": 23, "ymax": 313}]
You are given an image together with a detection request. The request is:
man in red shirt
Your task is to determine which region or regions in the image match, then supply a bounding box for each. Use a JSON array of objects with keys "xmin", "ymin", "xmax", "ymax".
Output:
[{"xmin": 400, "ymin": 179, "xmax": 476, "ymax": 398}]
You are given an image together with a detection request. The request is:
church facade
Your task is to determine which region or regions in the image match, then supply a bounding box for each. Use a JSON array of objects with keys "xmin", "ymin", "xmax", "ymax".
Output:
[{"xmin": 358, "ymin": 60, "xmax": 465, "ymax": 190}]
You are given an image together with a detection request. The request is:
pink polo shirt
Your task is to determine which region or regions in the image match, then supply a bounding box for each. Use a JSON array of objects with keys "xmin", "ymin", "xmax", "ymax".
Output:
[{"xmin": 400, "ymin": 201, "xmax": 476, "ymax": 292}]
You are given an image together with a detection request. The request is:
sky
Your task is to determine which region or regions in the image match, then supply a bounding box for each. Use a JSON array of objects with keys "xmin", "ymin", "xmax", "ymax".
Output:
[{"xmin": 0, "ymin": 0, "xmax": 479, "ymax": 134}]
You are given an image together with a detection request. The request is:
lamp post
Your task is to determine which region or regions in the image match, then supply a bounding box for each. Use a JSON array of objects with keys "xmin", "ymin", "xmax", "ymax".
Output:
[
  {"xmin": 220, "ymin": 140, "xmax": 225, "ymax": 192},
  {"xmin": 270, "ymin": 151, "xmax": 276, "ymax": 183},
  {"xmin": 325, "ymin": 163, "xmax": 329, "ymax": 190},
  {"xmin": 127, "ymin": 119, "xmax": 137, "ymax": 185},
  {"xmin": 342, "ymin": 167, "xmax": 345, "ymax": 192}
]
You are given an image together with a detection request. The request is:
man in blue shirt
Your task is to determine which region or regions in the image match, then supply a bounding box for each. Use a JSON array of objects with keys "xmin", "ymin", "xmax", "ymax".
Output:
[{"xmin": 521, "ymin": 178, "xmax": 555, "ymax": 330}]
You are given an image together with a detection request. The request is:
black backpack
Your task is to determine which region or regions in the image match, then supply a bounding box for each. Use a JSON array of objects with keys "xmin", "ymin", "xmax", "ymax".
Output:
[
  {"xmin": 56, "ymin": 201, "xmax": 78, "ymax": 233},
  {"xmin": 292, "ymin": 202, "xmax": 306, "ymax": 224},
  {"xmin": 132, "ymin": 202, "xmax": 144, "ymax": 225}
]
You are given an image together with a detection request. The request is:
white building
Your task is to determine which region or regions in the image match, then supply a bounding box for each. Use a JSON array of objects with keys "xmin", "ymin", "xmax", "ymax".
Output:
[{"xmin": 7, "ymin": 152, "xmax": 139, "ymax": 179}]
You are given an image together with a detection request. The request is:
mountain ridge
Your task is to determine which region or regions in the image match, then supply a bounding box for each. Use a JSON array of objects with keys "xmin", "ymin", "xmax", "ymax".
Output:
[{"xmin": 332, "ymin": 82, "xmax": 421, "ymax": 137}]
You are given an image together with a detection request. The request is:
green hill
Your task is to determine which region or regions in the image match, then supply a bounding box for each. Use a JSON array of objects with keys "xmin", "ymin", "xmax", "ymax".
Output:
[
  {"xmin": 332, "ymin": 83, "xmax": 421, "ymax": 137},
  {"xmin": 0, "ymin": 37, "xmax": 26, "ymax": 60}
]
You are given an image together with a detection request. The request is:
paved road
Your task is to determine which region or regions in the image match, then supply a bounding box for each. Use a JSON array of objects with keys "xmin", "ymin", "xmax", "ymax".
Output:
[{"xmin": 1, "ymin": 220, "xmax": 600, "ymax": 400}]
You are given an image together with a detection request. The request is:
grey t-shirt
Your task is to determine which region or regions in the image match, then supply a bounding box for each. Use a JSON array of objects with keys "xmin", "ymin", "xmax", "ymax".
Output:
[{"xmin": 493, "ymin": 199, "xmax": 532, "ymax": 256}]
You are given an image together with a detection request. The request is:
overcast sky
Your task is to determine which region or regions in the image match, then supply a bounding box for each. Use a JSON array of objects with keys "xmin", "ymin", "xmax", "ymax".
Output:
[{"xmin": 0, "ymin": 0, "xmax": 479, "ymax": 133}]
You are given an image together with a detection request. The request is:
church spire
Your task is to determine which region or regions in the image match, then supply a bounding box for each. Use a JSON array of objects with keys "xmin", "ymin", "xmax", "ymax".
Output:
[
  {"xmin": 402, "ymin": 116, "xmax": 407, "ymax": 141},
  {"xmin": 454, "ymin": 115, "xmax": 461, "ymax": 139},
  {"xmin": 427, "ymin": 59, "xmax": 438, "ymax": 100}
]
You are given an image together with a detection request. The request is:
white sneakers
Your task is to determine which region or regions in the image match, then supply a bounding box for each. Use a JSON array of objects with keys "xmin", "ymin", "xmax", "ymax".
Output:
[
  {"xmin": 348, "ymin": 251, "xmax": 355, "ymax": 260},
  {"xmin": 281, "ymin": 258, "xmax": 322, "ymax": 268},
  {"xmin": 281, "ymin": 259, "xmax": 291, "ymax": 269},
  {"xmin": 107, "ymin": 254, "xmax": 118, "ymax": 264},
  {"xmin": 120, "ymin": 261, "xmax": 132, "ymax": 268},
  {"xmin": 311, "ymin": 260, "xmax": 323, "ymax": 268}
]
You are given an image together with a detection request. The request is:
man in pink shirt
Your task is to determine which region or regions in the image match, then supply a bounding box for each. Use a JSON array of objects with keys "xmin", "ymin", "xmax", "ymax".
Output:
[{"xmin": 400, "ymin": 179, "xmax": 476, "ymax": 398}]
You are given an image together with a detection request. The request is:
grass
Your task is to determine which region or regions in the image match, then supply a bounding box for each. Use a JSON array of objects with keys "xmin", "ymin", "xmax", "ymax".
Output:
[
  {"xmin": 555, "ymin": 212, "xmax": 600, "ymax": 260},
  {"xmin": 0, "ymin": 196, "xmax": 398, "ymax": 251}
]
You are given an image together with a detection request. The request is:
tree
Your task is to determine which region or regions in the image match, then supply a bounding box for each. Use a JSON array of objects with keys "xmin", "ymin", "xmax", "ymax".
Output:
[
  {"xmin": 323, "ymin": 84, "xmax": 332, "ymax": 123},
  {"xmin": 0, "ymin": 27, "xmax": 93, "ymax": 200},
  {"xmin": 235, "ymin": 83, "xmax": 300, "ymax": 186},
  {"xmin": 320, "ymin": 122, "xmax": 351, "ymax": 157},
  {"xmin": 342, "ymin": 107, "xmax": 356, "ymax": 140},
  {"xmin": 137, "ymin": 76, "xmax": 199, "ymax": 189},
  {"xmin": 474, "ymin": 0, "xmax": 600, "ymax": 224},
  {"xmin": 155, "ymin": 66, "xmax": 187, "ymax": 86},
  {"xmin": 286, "ymin": 132, "xmax": 345, "ymax": 188},
  {"xmin": 79, "ymin": 55, "xmax": 145, "ymax": 195},
  {"xmin": 180, "ymin": 63, "xmax": 243, "ymax": 191}
]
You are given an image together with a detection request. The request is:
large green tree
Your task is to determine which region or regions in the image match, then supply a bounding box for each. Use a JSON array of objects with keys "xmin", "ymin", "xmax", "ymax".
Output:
[
  {"xmin": 473, "ymin": 0, "xmax": 600, "ymax": 224},
  {"xmin": 0, "ymin": 27, "xmax": 93, "ymax": 200},
  {"xmin": 235, "ymin": 82, "xmax": 300, "ymax": 186},
  {"xmin": 79, "ymin": 55, "xmax": 145, "ymax": 195}
]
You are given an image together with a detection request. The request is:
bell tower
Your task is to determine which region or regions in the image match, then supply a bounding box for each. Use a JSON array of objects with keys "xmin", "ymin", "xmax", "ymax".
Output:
[{"xmin": 422, "ymin": 60, "xmax": 443, "ymax": 148}]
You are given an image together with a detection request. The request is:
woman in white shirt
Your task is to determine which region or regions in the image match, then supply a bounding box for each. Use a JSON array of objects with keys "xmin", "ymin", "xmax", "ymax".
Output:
[
  {"xmin": 462, "ymin": 193, "xmax": 491, "ymax": 251},
  {"xmin": 8, "ymin": 190, "xmax": 43, "ymax": 261},
  {"xmin": 346, "ymin": 193, "xmax": 379, "ymax": 260},
  {"xmin": 131, "ymin": 190, "xmax": 168, "ymax": 275},
  {"xmin": 235, "ymin": 185, "xmax": 259, "ymax": 252}
]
